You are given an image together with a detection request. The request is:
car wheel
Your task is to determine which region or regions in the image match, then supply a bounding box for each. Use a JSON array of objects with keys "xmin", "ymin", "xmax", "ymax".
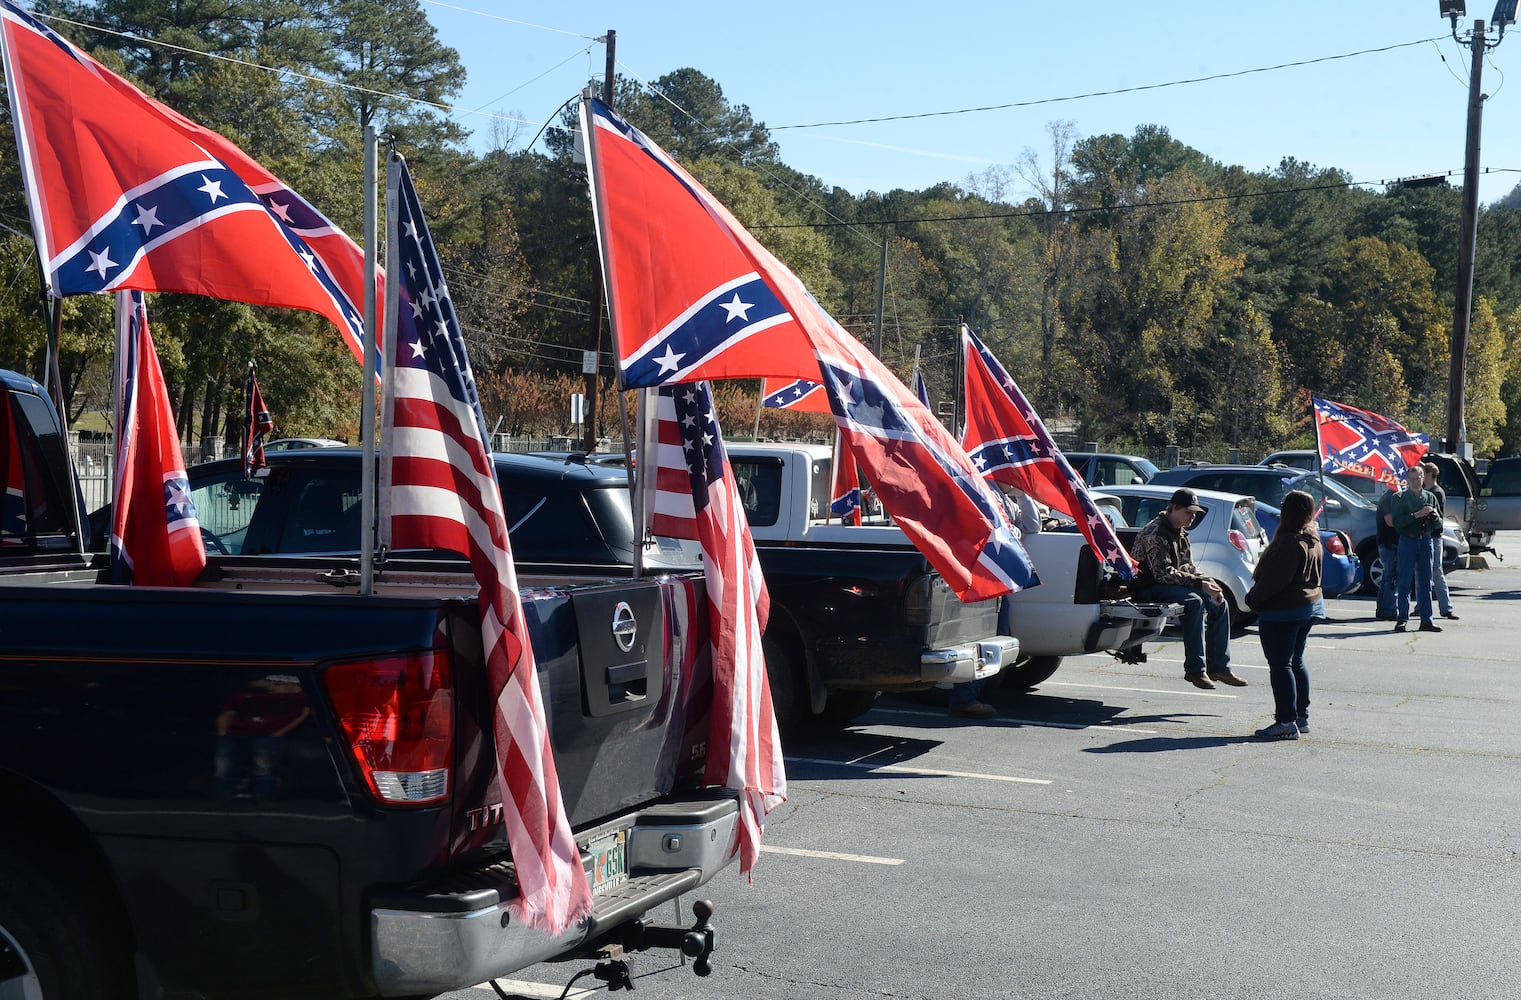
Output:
[
  {"xmin": 1358, "ymin": 542, "xmax": 1381, "ymax": 596},
  {"xmin": 816, "ymin": 689, "xmax": 880, "ymax": 725},
  {"xmin": 761, "ymin": 631, "xmax": 809, "ymax": 738},
  {"xmin": 1216, "ymin": 581, "xmax": 1254, "ymax": 631},
  {"xmin": 0, "ymin": 838, "xmax": 134, "ymax": 1000},
  {"xmin": 996, "ymin": 654, "xmax": 1063, "ymax": 690}
]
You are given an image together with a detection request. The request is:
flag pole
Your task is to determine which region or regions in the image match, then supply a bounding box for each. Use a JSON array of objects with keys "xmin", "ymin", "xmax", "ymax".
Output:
[{"xmin": 360, "ymin": 125, "xmax": 378, "ymax": 596}]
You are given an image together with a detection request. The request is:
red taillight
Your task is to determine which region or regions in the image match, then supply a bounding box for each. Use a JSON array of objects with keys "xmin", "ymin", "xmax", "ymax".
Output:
[
  {"xmin": 323, "ymin": 650, "xmax": 453, "ymax": 806},
  {"xmin": 1324, "ymin": 532, "xmax": 1347, "ymax": 556},
  {"xmin": 1228, "ymin": 528, "xmax": 1249, "ymax": 554}
]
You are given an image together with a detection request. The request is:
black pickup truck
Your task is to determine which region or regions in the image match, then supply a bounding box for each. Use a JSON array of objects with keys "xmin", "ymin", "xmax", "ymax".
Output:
[{"xmin": 0, "ymin": 370, "xmax": 738, "ymax": 1000}]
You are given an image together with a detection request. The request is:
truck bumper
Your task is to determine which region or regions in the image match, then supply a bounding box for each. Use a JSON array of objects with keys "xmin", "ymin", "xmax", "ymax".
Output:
[
  {"xmin": 1084, "ymin": 600, "xmax": 1179, "ymax": 655},
  {"xmin": 368, "ymin": 792, "xmax": 739, "ymax": 996},
  {"xmin": 921, "ymin": 636, "xmax": 1020, "ymax": 683}
]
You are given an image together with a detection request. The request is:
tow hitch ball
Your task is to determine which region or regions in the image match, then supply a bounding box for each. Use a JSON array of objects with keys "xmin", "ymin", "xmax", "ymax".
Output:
[{"xmin": 621, "ymin": 899, "xmax": 718, "ymax": 976}]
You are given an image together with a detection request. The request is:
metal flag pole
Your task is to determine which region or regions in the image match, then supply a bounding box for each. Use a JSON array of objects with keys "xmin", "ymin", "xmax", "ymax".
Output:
[{"xmin": 359, "ymin": 125, "xmax": 378, "ymax": 596}]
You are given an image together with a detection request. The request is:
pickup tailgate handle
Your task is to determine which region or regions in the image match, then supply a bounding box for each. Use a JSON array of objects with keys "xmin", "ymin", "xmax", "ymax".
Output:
[{"xmin": 606, "ymin": 662, "xmax": 645, "ymax": 686}]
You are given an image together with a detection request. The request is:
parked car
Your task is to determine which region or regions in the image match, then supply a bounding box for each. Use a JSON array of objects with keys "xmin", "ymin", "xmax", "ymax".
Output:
[
  {"xmin": 1063, "ymin": 451, "xmax": 1158, "ymax": 488},
  {"xmin": 263, "ymin": 436, "xmax": 347, "ymax": 451},
  {"xmin": 1095, "ymin": 484, "xmax": 1263, "ymax": 622},
  {"xmin": 1258, "ymin": 449, "xmax": 1382, "ymax": 502},
  {"xmin": 1255, "ymin": 502, "xmax": 1363, "ymax": 598},
  {"xmin": 1260, "ymin": 449, "xmax": 1494, "ymax": 556},
  {"xmin": 1151, "ymin": 464, "xmax": 1386, "ymax": 591},
  {"xmin": 1478, "ymin": 456, "xmax": 1521, "ymax": 531},
  {"xmin": 89, "ymin": 448, "xmax": 702, "ymax": 569}
]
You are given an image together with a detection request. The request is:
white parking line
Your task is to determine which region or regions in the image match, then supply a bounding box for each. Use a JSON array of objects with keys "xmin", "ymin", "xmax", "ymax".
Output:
[
  {"xmin": 469, "ymin": 980, "xmax": 595, "ymax": 998},
  {"xmin": 869, "ymin": 706, "xmax": 1158, "ymax": 734},
  {"xmin": 1040, "ymin": 680, "xmax": 1240, "ymax": 698},
  {"xmin": 787, "ymin": 755, "xmax": 1052, "ymax": 785},
  {"xmin": 760, "ymin": 844, "xmax": 906, "ymax": 865}
]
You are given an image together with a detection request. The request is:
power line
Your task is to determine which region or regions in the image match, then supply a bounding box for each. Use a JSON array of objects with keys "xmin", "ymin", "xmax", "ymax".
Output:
[{"xmin": 764, "ymin": 37, "xmax": 1446, "ymax": 131}]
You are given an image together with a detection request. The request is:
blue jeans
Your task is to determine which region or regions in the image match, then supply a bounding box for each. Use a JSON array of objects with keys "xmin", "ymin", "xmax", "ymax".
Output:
[
  {"xmin": 1429, "ymin": 539, "xmax": 1452, "ymax": 615},
  {"xmin": 1137, "ymin": 583, "xmax": 1232, "ymax": 676},
  {"xmin": 1258, "ymin": 615, "xmax": 1312, "ymax": 724},
  {"xmin": 1376, "ymin": 541, "xmax": 1398, "ymax": 618},
  {"xmin": 1396, "ymin": 534, "xmax": 1434, "ymax": 623}
]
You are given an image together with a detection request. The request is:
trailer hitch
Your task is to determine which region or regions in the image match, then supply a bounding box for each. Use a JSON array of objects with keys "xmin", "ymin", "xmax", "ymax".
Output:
[{"xmin": 620, "ymin": 899, "xmax": 718, "ymax": 976}]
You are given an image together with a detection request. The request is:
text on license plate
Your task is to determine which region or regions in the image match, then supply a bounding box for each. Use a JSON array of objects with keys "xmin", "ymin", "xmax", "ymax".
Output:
[{"xmin": 587, "ymin": 829, "xmax": 628, "ymax": 895}]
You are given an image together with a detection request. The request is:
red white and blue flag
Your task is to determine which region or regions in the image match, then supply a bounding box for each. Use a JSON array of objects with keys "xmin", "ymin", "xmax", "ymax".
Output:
[
  {"xmin": 1312, "ymin": 396, "xmax": 1429, "ymax": 489},
  {"xmin": 760, "ymin": 376, "xmax": 829, "ymax": 412},
  {"xmin": 647, "ymin": 382, "xmax": 785, "ymax": 877},
  {"xmin": 960, "ymin": 325, "xmax": 1136, "ymax": 578},
  {"xmin": 830, "ymin": 435, "xmax": 862, "ymax": 524},
  {"xmin": 583, "ymin": 96, "xmax": 1036, "ymax": 602},
  {"xmin": 242, "ymin": 365, "xmax": 273, "ymax": 479},
  {"xmin": 109, "ymin": 291, "xmax": 206, "ymax": 586},
  {"xmin": 379, "ymin": 154, "xmax": 590, "ymax": 935},
  {"xmin": 0, "ymin": 1, "xmax": 373, "ymax": 363}
]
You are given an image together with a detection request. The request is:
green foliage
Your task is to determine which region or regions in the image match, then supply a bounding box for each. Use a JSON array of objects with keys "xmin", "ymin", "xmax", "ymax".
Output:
[{"xmin": 4, "ymin": 18, "xmax": 1518, "ymax": 465}]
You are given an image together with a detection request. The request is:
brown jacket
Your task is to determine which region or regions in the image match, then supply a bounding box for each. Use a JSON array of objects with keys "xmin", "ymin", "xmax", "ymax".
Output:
[{"xmin": 1246, "ymin": 527, "xmax": 1323, "ymax": 613}]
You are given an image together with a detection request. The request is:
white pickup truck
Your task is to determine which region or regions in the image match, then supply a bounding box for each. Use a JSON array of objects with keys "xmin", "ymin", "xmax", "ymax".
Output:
[{"xmin": 727, "ymin": 443, "xmax": 1175, "ymax": 698}]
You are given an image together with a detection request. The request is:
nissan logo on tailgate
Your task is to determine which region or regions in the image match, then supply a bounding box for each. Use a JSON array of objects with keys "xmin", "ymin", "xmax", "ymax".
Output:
[{"xmin": 611, "ymin": 601, "xmax": 637, "ymax": 653}]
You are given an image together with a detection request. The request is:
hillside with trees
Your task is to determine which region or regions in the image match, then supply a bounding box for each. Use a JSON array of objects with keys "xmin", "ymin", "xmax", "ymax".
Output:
[{"xmin": 5, "ymin": 0, "xmax": 1521, "ymax": 460}]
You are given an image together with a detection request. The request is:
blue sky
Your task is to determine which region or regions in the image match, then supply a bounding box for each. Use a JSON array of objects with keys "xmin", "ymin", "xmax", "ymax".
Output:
[{"xmin": 421, "ymin": 0, "xmax": 1521, "ymax": 206}]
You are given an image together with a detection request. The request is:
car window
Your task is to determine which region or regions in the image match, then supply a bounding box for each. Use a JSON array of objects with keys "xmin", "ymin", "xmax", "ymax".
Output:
[
  {"xmin": 500, "ymin": 481, "xmax": 623, "ymax": 563},
  {"xmin": 1094, "ymin": 459, "xmax": 1146, "ymax": 487},
  {"xmin": 729, "ymin": 457, "xmax": 783, "ymax": 527},
  {"xmin": 1487, "ymin": 459, "xmax": 1521, "ymax": 495},
  {"xmin": 193, "ymin": 470, "xmax": 265, "ymax": 555},
  {"xmin": 1232, "ymin": 500, "xmax": 1260, "ymax": 537}
]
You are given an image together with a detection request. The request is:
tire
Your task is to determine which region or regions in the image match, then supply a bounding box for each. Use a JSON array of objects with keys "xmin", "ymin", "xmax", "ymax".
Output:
[
  {"xmin": 1216, "ymin": 581, "xmax": 1255, "ymax": 632},
  {"xmin": 1359, "ymin": 542, "xmax": 1383, "ymax": 596},
  {"xmin": 761, "ymin": 632, "xmax": 809, "ymax": 738},
  {"xmin": 996, "ymin": 654, "xmax": 1063, "ymax": 690},
  {"xmin": 0, "ymin": 838, "xmax": 134, "ymax": 1000},
  {"xmin": 816, "ymin": 688, "xmax": 879, "ymax": 725}
]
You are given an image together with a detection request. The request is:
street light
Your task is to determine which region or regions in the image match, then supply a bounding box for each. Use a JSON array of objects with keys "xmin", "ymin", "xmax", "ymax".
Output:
[{"xmin": 1438, "ymin": 5, "xmax": 1510, "ymax": 456}]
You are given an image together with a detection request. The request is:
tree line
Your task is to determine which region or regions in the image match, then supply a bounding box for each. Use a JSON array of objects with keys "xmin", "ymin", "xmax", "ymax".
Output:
[{"xmin": 2, "ymin": 0, "xmax": 1520, "ymax": 460}]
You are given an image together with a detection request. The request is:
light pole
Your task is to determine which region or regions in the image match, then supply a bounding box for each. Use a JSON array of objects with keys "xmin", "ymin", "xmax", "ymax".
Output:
[{"xmin": 1440, "ymin": 0, "xmax": 1515, "ymax": 456}]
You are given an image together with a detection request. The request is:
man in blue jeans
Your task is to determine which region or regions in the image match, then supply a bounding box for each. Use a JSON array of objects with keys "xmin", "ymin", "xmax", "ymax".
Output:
[
  {"xmin": 1390, "ymin": 464, "xmax": 1443, "ymax": 633},
  {"xmin": 1131, "ymin": 488, "xmax": 1245, "ymax": 690}
]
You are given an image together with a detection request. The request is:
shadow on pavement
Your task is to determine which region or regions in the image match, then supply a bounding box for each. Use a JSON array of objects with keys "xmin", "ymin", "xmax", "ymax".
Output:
[{"xmin": 1083, "ymin": 734, "xmax": 1254, "ymax": 753}]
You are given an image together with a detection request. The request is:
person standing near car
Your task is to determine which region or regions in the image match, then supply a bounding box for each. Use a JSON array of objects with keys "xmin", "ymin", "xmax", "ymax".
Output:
[
  {"xmin": 1422, "ymin": 461, "xmax": 1458, "ymax": 621},
  {"xmin": 1246, "ymin": 490, "xmax": 1322, "ymax": 741},
  {"xmin": 1132, "ymin": 488, "xmax": 1246, "ymax": 690},
  {"xmin": 1374, "ymin": 483, "xmax": 1400, "ymax": 621},
  {"xmin": 1390, "ymin": 465, "xmax": 1443, "ymax": 633}
]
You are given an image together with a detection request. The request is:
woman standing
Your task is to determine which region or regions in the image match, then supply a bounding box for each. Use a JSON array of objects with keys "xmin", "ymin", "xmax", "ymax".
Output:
[{"xmin": 1245, "ymin": 489, "xmax": 1323, "ymax": 741}]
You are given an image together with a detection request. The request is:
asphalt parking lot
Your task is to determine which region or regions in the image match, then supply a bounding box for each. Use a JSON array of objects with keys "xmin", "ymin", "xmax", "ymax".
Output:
[{"xmin": 458, "ymin": 531, "xmax": 1521, "ymax": 1000}]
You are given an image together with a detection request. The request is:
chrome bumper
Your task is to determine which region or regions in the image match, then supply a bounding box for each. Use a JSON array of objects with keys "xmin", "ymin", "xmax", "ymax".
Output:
[
  {"xmin": 921, "ymin": 635, "xmax": 1020, "ymax": 683},
  {"xmin": 369, "ymin": 793, "xmax": 739, "ymax": 996}
]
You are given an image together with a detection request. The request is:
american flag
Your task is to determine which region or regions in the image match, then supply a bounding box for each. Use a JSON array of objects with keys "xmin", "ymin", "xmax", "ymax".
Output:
[
  {"xmin": 380, "ymin": 154, "xmax": 590, "ymax": 934},
  {"xmin": 0, "ymin": 0, "xmax": 373, "ymax": 364},
  {"xmin": 960, "ymin": 325, "xmax": 1136, "ymax": 578},
  {"xmin": 647, "ymin": 383, "xmax": 785, "ymax": 877},
  {"xmin": 109, "ymin": 291, "xmax": 206, "ymax": 586},
  {"xmin": 583, "ymin": 95, "xmax": 1035, "ymax": 603},
  {"xmin": 1312, "ymin": 396, "xmax": 1429, "ymax": 489},
  {"xmin": 242, "ymin": 365, "xmax": 273, "ymax": 479}
]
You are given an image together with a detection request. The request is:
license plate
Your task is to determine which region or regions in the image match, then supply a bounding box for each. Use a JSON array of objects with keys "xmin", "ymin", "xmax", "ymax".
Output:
[{"xmin": 587, "ymin": 829, "xmax": 628, "ymax": 895}]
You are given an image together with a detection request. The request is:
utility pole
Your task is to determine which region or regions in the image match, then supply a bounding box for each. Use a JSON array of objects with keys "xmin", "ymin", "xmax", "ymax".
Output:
[
  {"xmin": 584, "ymin": 30, "xmax": 614, "ymax": 453},
  {"xmin": 1442, "ymin": 1, "xmax": 1515, "ymax": 455},
  {"xmin": 872, "ymin": 229, "xmax": 887, "ymax": 356}
]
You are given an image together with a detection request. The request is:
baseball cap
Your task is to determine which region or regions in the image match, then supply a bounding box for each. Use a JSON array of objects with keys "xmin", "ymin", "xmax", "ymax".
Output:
[{"xmin": 1170, "ymin": 488, "xmax": 1205, "ymax": 512}]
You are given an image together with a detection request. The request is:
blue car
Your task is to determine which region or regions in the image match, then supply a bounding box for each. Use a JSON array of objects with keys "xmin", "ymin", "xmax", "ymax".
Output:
[{"xmin": 1255, "ymin": 502, "xmax": 1363, "ymax": 598}]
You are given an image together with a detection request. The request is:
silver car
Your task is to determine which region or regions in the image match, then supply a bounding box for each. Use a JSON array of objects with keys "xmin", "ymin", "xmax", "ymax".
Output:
[{"xmin": 1096, "ymin": 485, "xmax": 1263, "ymax": 622}]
